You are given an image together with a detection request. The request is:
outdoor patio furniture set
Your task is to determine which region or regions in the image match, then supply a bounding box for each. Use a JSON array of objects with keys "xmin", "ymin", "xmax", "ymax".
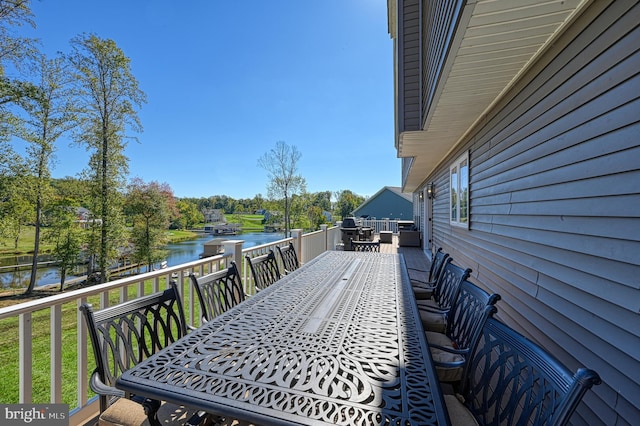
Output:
[{"xmin": 80, "ymin": 243, "xmax": 601, "ymax": 425}]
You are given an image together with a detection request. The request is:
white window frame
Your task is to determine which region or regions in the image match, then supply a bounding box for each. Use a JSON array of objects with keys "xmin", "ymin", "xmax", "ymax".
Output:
[{"xmin": 449, "ymin": 151, "xmax": 469, "ymax": 228}]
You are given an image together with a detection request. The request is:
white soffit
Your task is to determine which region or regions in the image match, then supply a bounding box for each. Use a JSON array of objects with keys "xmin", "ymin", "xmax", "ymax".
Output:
[{"xmin": 402, "ymin": 0, "xmax": 588, "ymax": 192}]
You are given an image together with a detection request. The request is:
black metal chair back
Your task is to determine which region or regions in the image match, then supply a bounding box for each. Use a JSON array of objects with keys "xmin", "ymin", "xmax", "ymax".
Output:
[
  {"xmin": 432, "ymin": 261, "xmax": 471, "ymax": 310},
  {"xmin": 351, "ymin": 240, "xmax": 381, "ymax": 252},
  {"xmin": 191, "ymin": 261, "xmax": 245, "ymax": 323},
  {"xmin": 458, "ymin": 318, "xmax": 601, "ymax": 425},
  {"xmin": 80, "ymin": 282, "xmax": 188, "ymax": 417},
  {"xmin": 276, "ymin": 242, "xmax": 300, "ymax": 274},
  {"xmin": 442, "ymin": 280, "xmax": 500, "ymax": 354},
  {"xmin": 429, "ymin": 248, "xmax": 450, "ymax": 283},
  {"xmin": 246, "ymin": 250, "xmax": 281, "ymax": 291}
]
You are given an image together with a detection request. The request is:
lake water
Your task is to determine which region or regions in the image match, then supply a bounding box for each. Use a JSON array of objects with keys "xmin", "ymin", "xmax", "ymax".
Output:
[{"xmin": 0, "ymin": 232, "xmax": 285, "ymax": 289}]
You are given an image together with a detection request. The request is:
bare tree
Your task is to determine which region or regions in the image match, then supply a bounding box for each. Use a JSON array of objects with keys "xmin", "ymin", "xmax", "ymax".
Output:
[{"xmin": 257, "ymin": 141, "xmax": 306, "ymax": 236}]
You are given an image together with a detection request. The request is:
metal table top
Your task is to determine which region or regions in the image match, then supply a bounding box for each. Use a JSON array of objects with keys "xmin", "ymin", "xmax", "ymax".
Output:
[{"xmin": 116, "ymin": 251, "xmax": 450, "ymax": 425}]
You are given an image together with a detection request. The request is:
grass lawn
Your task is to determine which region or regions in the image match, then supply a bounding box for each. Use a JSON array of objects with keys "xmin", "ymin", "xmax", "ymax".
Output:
[
  {"xmin": 223, "ymin": 214, "xmax": 265, "ymax": 232},
  {"xmin": 0, "ymin": 227, "xmax": 199, "ymax": 258}
]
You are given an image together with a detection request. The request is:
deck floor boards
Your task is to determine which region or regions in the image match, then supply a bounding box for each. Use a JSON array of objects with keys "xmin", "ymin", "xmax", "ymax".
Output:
[{"xmin": 378, "ymin": 235, "xmax": 431, "ymax": 283}]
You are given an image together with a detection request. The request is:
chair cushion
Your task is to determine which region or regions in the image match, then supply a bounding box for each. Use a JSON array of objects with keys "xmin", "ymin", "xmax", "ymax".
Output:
[
  {"xmin": 99, "ymin": 398, "xmax": 201, "ymax": 426},
  {"xmin": 426, "ymin": 332, "xmax": 465, "ymax": 382},
  {"xmin": 412, "ymin": 284, "xmax": 434, "ymax": 300},
  {"xmin": 425, "ymin": 331, "xmax": 454, "ymax": 347},
  {"xmin": 419, "ymin": 310, "xmax": 447, "ymax": 333},
  {"xmin": 444, "ymin": 394, "xmax": 479, "ymax": 426},
  {"xmin": 99, "ymin": 398, "xmax": 148, "ymax": 426},
  {"xmin": 416, "ymin": 298, "xmax": 439, "ymax": 309}
]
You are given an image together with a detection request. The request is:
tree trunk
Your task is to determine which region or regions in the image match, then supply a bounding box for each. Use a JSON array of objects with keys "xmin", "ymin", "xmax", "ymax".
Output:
[
  {"xmin": 100, "ymin": 124, "xmax": 109, "ymax": 284},
  {"xmin": 25, "ymin": 195, "xmax": 43, "ymax": 295},
  {"xmin": 59, "ymin": 269, "xmax": 66, "ymax": 292}
]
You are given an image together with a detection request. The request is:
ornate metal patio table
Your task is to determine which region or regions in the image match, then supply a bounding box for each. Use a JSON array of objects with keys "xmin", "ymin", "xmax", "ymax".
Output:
[{"xmin": 116, "ymin": 251, "xmax": 450, "ymax": 425}]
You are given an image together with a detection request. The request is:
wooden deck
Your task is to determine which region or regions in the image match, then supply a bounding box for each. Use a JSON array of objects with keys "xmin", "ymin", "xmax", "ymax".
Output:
[{"xmin": 379, "ymin": 235, "xmax": 432, "ymax": 283}]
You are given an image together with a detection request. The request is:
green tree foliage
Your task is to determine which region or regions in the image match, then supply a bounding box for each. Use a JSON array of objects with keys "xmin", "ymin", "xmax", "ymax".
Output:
[
  {"xmin": 14, "ymin": 54, "xmax": 77, "ymax": 294},
  {"xmin": 0, "ymin": 0, "xmax": 38, "ymax": 249},
  {"xmin": 50, "ymin": 176, "xmax": 90, "ymax": 207},
  {"xmin": 173, "ymin": 199, "xmax": 203, "ymax": 229},
  {"xmin": 45, "ymin": 203, "xmax": 83, "ymax": 292},
  {"xmin": 67, "ymin": 34, "xmax": 146, "ymax": 283},
  {"xmin": 335, "ymin": 190, "xmax": 365, "ymax": 219},
  {"xmin": 0, "ymin": 0, "xmax": 38, "ymax": 109},
  {"xmin": 258, "ymin": 141, "xmax": 306, "ymax": 236},
  {"xmin": 124, "ymin": 179, "xmax": 177, "ymax": 272},
  {"xmin": 312, "ymin": 191, "xmax": 332, "ymax": 213},
  {"xmin": 0, "ymin": 172, "xmax": 32, "ymax": 248}
]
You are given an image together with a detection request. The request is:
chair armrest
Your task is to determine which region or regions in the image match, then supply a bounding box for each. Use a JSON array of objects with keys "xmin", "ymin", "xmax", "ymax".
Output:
[
  {"xmin": 432, "ymin": 358, "xmax": 466, "ymax": 369},
  {"xmin": 89, "ymin": 370, "xmax": 125, "ymax": 398},
  {"xmin": 429, "ymin": 343, "xmax": 470, "ymax": 356}
]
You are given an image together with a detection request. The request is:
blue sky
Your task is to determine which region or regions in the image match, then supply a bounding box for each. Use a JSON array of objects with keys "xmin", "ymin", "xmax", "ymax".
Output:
[{"xmin": 16, "ymin": 0, "xmax": 398, "ymax": 199}]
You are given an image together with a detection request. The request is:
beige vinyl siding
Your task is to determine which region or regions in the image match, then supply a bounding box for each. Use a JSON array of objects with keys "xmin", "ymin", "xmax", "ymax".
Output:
[{"xmin": 430, "ymin": 2, "xmax": 640, "ymax": 424}]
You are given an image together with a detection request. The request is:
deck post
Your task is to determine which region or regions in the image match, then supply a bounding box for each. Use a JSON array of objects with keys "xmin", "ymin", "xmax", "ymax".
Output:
[
  {"xmin": 291, "ymin": 229, "xmax": 303, "ymax": 263},
  {"xmin": 320, "ymin": 224, "xmax": 328, "ymax": 253},
  {"xmin": 222, "ymin": 240, "xmax": 244, "ymax": 268}
]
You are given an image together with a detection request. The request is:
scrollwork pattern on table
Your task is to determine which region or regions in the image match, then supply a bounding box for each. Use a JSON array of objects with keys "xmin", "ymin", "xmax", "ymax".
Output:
[{"xmin": 128, "ymin": 252, "xmax": 441, "ymax": 424}]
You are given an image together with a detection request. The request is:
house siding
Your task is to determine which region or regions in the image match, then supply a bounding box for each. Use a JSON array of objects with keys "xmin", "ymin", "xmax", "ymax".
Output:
[
  {"xmin": 428, "ymin": 2, "xmax": 640, "ymax": 424},
  {"xmin": 353, "ymin": 188, "xmax": 413, "ymax": 220},
  {"xmin": 398, "ymin": 0, "xmax": 421, "ymax": 132}
]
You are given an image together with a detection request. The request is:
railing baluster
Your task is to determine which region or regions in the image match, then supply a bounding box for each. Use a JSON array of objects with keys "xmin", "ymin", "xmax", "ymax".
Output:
[
  {"xmin": 51, "ymin": 304, "xmax": 62, "ymax": 403},
  {"xmin": 77, "ymin": 297, "xmax": 88, "ymax": 408},
  {"xmin": 100, "ymin": 291, "xmax": 108, "ymax": 310},
  {"xmin": 19, "ymin": 312, "xmax": 32, "ymax": 403}
]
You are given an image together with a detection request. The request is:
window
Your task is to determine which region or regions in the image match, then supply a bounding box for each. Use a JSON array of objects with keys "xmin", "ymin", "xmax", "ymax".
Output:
[{"xmin": 450, "ymin": 151, "xmax": 469, "ymax": 228}]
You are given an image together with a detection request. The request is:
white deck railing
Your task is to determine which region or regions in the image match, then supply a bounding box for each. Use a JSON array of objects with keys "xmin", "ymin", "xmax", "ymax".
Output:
[
  {"xmin": 0, "ymin": 225, "xmax": 348, "ymax": 425},
  {"xmin": 359, "ymin": 218, "xmax": 400, "ymax": 234}
]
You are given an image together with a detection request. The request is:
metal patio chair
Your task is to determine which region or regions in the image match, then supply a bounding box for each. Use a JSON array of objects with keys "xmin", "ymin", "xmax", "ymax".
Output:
[
  {"xmin": 246, "ymin": 249, "xmax": 281, "ymax": 291},
  {"xmin": 446, "ymin": 318, "xmax": 602, "ymax": 425},
  {"xmin": 80, "ymin": 282, "xmax": 206, "ymax": 426},
  {"xmin": 417, "ymin": 261, "xmax": 471, "ymax": 333},
  {"xmin": 412, "ymin": 248, "xmax": 450, "ymax": 300},
  {"xmin": 190, "ymin": 261, "xmax": 245, "ymax": 323},
  {"xmin": 351, "ymin": 239, "xmax": 381, "ymax": 252},
  {"xmin": 424, "ymin": 280, "xmax": 500, "ymax": 383},
  {"xmin": 276, "ymin": 242, "xmax": 300, "ymax": 274}
]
